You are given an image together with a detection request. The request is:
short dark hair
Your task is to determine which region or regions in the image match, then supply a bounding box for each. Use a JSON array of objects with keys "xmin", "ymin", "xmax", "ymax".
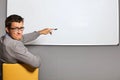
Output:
[{"xmin": 5, "ymin": 14, "xmax": 24, "ymax": 29}]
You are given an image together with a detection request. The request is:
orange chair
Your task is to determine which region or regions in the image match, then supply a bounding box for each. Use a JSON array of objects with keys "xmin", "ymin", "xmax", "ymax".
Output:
[{"xmin": 2, "ymin": 63, "xmax": 39, "ymax": 80}]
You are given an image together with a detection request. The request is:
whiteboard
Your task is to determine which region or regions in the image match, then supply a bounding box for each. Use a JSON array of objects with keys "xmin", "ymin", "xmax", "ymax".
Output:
[{"xmin": 7, "ymin": 0, "xmax": 119, "ymax": 45}]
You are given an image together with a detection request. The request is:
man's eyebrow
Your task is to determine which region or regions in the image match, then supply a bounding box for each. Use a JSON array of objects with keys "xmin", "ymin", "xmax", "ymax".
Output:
[{"xmin": 11, "ymin": 26, "xmax": 24, "ymax": 28}]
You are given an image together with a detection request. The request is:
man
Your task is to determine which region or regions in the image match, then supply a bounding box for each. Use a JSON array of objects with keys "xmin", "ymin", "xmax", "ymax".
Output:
[{"xmin": 0, "ymin": 14, "xmax": 54, "ymax": 68}]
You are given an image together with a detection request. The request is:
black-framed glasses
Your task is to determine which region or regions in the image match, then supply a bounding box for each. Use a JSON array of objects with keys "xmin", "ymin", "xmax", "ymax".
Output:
[{"xmin": 10, "ymin": 27, "xmax": 24, "ymax": 31}]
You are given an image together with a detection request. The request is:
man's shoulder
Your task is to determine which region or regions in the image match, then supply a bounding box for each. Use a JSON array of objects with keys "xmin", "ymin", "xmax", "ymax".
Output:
[
  {"xmin": 3, "ymin": 35, "xmax": 23, "ymax": 47},
  {"xmin": 4, "ymin": 35, "xmax": 17, "ymax": 42}
]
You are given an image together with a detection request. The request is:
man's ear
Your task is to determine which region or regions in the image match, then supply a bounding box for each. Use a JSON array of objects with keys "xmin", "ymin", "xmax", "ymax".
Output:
[{"xmin": 5, "ymin": 27, "xmax": 9, "ymax": 33}]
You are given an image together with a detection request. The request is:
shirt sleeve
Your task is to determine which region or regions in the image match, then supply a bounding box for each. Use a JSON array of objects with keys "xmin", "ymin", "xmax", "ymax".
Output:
[
  {"xmin": 10, "ymin": 40, "xmax": 41, "ymax": 68},
  {"xmin": 21, "ymin": 31, "xmax": 40, "ymax": 43}
]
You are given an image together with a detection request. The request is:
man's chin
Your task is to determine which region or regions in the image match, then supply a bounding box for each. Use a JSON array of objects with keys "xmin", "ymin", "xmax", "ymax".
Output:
[
  {"xmin": 14, "ymin": 37, "xmax": 22, "ymax": 40},
  {"xmin": 17, "ymin": 38, "xmax": 22, "ymax": 40}
]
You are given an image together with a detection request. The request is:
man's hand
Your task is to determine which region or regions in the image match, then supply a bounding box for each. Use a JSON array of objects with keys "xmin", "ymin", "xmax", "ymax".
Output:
[{"xmin": 38, "ymin": 28, "xmax": 55, "ymax": 35}]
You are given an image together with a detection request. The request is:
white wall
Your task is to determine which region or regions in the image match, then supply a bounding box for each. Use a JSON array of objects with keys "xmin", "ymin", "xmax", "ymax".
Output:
[{"xmin": 1, "ymin": 0, "xmax": 120, "ymax": 80}]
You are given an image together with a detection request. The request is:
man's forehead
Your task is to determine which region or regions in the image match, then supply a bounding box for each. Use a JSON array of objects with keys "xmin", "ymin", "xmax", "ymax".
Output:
[{"xmin": 11, "ymin": 22, "xmax": 24, "ymax": 26}]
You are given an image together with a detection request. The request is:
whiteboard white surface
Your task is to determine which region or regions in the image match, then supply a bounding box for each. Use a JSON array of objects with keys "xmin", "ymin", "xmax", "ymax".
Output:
[{"xmin": 7, "ymin": 0, "xmax": 119, "ymax": 45}]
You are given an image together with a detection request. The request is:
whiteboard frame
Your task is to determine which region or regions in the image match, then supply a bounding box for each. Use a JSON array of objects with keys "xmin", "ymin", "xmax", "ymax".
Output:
[{"xmin": 7, "ymin": 0, "xmax": 119, "ymax": 45}]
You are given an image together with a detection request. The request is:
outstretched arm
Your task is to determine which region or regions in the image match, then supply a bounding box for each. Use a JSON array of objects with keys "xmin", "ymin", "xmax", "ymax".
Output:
[{"xmin": 21, "ymin": 28, "xmax": 54, "ymax": 43}]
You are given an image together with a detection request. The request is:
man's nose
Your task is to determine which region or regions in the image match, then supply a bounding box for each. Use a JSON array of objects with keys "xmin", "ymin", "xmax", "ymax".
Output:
[{"xmin": 17, "ymin": 29, "xmax": 23, "ymax": 33}]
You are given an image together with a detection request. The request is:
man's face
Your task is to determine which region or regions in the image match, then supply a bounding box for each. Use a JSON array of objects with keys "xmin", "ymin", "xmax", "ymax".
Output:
[{"xmin": 6, "ymin": 21, "xmax": 24, "ymax": 40}]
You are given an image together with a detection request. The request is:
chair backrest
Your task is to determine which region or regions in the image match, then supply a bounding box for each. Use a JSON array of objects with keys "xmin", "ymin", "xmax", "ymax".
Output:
[{"xmin": 2, "ymin": 63, "xmax": 39, "ymax": 80}]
